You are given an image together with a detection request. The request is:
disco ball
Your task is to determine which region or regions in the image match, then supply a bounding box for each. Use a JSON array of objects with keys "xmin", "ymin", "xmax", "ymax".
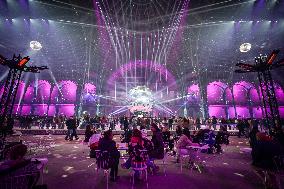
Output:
[
  {"xmin": 128, "ymin": 86, "xmax": 154, "ymax": 113},
  {"xmin": 30, "ymin": 41, "xmax": 42, "ymax": 51},
  {"xmin": 239, "ymin": 43, "xmax": 251, "ymax": 53}
]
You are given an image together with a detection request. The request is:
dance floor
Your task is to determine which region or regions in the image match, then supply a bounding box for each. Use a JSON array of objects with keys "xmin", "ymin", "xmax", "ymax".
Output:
[{"xmin": 5, "ymin": 135, "xmax": 275, "ymax": 189}]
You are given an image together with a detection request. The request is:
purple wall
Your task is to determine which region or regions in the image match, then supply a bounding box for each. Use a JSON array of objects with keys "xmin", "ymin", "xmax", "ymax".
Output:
[
  {"xmin": 35, "ymin": 80, "xmax": 51, "ymax": 103},
  {"xmin": 208, "ymin": 105, "xmax": 226, "ymax": 118},
  {"xmin": 253, "ymin": 107, "xmax": 263, "ymax": 118},
  {"xmin": 187, "ymin": 81, "xmax": 284, "ymax": 118},
  {"xmin": 60, "ymin": 81, "xmax": 77, "ymax": 103},
  {"xmin": 249, "ymin": 88, "xmax": 261, "ymax": 104},
  {"xmin": 207, "ymin": 81, "xmax": 228, "ymax": 104},
  {"xmin": 233, "ymin": 85, "xmax": 248, "ymax": 104},
  {"xmin": 84, "ymin": 83, "xmax": 96, "ymax": 94},
  {"xmin": 12, "ymin": 105, "xmax": 21, "ymax": 115},
  {"xmin": 14, "ymin": 81, "xmax": 26, "ymax": 103},
  {"xmin": 279, "ymin": 107, "xmax": 284, "ymax": 118},
  {"xmin": 228, "ymin": 107, "xmax": 236, "ymax": 118},
  {"xmin": 58, "ymin": 104, "xmax": 75, "ymax": 117},
  {"xmin": 21, "ymin": 105, "xmax": 31, "ymax": 115},
  {"xmin": 23, "ymin": 86, "xmax": 34, "ymax": 103},
  {"xmin": 233, "ymin": 81, "xmax": 255, "ymax": 104},
  {"xmin": 48, "ymin": 105, "xmax": 56, "ymax": 116},
  {"xmin": 235, "ymin": 106, "xmax": 250, "ymax": 118},
  {"xmin": 275, "ymin": 86, "xmax": 284, "ymax": 105},
  {"xmin": 187, "ymin": 84, "xmax": 200, "ymax": 102},
  {"xmin": 225, "ymin": 88, "xmax": 233, "ymax": 104},
  {"xmin": 34, "ymin": 104, "xmax": 49, "ymax": 116},
  {"xmin": 51, "ymin": 81, "xmax": 77, "ymax": 103},
  {"xmin": 50, "ymin": 85, "xmax": 59, "ymax": 104}
]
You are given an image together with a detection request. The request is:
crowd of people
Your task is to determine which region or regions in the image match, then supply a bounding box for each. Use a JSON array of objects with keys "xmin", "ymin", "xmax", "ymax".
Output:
[
  {"xmin": 83, "ymin": 119, "xmax": 235, "ymax": 181},
  {"xmin": 3, "ymin": 113, "xmax": 276, "ymax": 132},
  {"xmin": 78, "ymin": 114, "xmax": 284, "ymax": 182},
  {"xmin": 86, "ymin": 123, "xmax": 166, "ymax": 181},
  {"xmin": 0, "ymin": 112, "xmax": 284, "ymax": 187}
]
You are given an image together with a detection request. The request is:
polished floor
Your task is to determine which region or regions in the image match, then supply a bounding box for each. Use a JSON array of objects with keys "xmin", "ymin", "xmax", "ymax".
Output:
[{"xmin": 6, "ymin": 135, "xmax": 276, "ymax": 189}]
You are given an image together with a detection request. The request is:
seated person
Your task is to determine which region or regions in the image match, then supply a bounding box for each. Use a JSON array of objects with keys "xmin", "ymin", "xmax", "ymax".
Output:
[
  {"xmin": 98, "ymin": 130, "xmax": 120, "ymax": 182},
  {"xmin": 192, "ymin": 128, "xmax": 210, "ymax": 143},
  {"xmin": 122, "ymin": 129, "xmax": 148, "ymax": 170},
  {"xmin": 249, "ymin": 125, "xmax": 259, "ymax": 148},
  {"xmin": 0, "ymin": 144, "xmax": 40, "ymax": 187},
  {"xmin": 176, "ymin": 129, "xmax": 199, "ymax": 162},
  {"xmin": 251, "ymin": 132, "xmax": 284, "ymax": 168},
  {"xmin": 141, "ymin": 129, "xmax": 153, "ymax": 152},
  {"xmin": 176, "ymin": 125, "xmax": 183, "ymax": 137},
  {"xmin": 148, "ymin": 123, "xmax": 164, "ymax": 173},
  {"xmin": 214, "ymin": 126, "xmax": 229, "ymax": 153},
  {"xmin": 1, "ymin": 144, "xmax": 29, "ymax": 171},
  {"xmin": 89, "ymin": 129, "xmax": 102, "ymax": 158},
  {"xmin": 162, "ymin": 127, "xmax": 174, "ymax": 152}
]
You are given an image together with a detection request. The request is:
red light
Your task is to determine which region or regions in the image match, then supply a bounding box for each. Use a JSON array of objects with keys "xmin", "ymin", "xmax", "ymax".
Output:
[
  {"xmin": 18, "ymin": 57, "xmax": 30, "ymax": 66},
  {"xmin": 267, "ymin": 54, "xmax": 277, "ymax": 65},
  {"xmin": 267, "ymin": 50, "xmax": 279, "ymax": 65}
]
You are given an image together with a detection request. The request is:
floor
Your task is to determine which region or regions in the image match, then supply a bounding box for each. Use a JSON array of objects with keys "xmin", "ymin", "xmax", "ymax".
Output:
[{"xmin": 6, "ymin": 135, "xmax": 271, "ymax": 189}]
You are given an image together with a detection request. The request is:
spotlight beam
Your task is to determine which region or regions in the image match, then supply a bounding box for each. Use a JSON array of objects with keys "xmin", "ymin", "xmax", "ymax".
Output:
[{"xmin": 109, "ymin": 106, "xmax": 128, "ymax": 116}]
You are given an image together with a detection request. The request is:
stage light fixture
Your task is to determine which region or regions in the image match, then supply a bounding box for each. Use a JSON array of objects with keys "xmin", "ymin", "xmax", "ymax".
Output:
[
  {"xmin": 240, "ymin": 43, "xmax": 252, "ymax": 53},
  {"xmin": 30, "ymin": 41, "xmax": 42, "ymax": 51},
  {"xmin": 18, "ymin": 56, "xmax": 30, "ymax": 67}
]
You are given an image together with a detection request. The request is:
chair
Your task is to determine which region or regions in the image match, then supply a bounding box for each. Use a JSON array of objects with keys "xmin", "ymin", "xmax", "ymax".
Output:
[
  {"xmin": 131, "ymin": 149, "xmax": 149, "ymax": 188},
  {"xmin": 203, "ymin": 132, "xmax": 216, "ymax": 153},
  {"xmin": 131, "ymin": 161, "xmax": 148, "ymax": 189},
  {"xmin": 188, "ymin": 145, "xmax": 209, "ymax": 174},
  {"xmin": 273, "ymin": 155, "xmax": 284, "ymax": 175},
  {"xmin": 222, "ymin": 134, "xmax": 230, "ymax": 152},
  {"xmin": 0, "ymin": 160, "xmax": 40, "ymax": 189},
  {"xmin": 162, "ymin": 142, "xmax": 169, "ymax": 176},
  {"xmin": 178, "ymin": 149, "xmax": 190, "ymax": 173},
  {"xmin": 147, "ymin": 155, "xmax": 166, "ymax": 176},
  {"xmin": 0, "ymin": 172, "xmax": 40, "ymax": 189},
  {"xmin": 94, "ymin": 150, "xmax": 111, "ymax": 189},
  {"xmin": 148, "ymin": 142, "xmax": 168, "ymax": 176}
]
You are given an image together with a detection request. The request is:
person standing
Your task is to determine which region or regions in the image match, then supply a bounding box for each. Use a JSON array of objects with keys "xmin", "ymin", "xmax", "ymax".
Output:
[
  {"xmin": 212, "ymin": 116, "xmax": 217, "ymax": 130},
  {"xmin": 195, "ymin": 117, "xmax": 201, "ymax": 130},
  {"xmin": 65, "ymin": 116, "xmax": 74, "ymax": 140},
  {"xmin": 58, "ymin": 114, "xmax": 65, "ymax": 129},
  {"xmin": 123, "ymin": 116, "xmax": 129, "ymax": 131},
  {"xmin": 52, "ymin": 116, "xmax": 59, "ymax": 129},
  {"xmin": 84, "ymin": 124, "xmax": 93, "ymax": 143},
  {"xmin": 237, "ymin": 119, "xmax": 245, "ymax": 138},
  {"xmin": 168, "ymin": 116, "xmax": 174, "ymax": 130},
  {"xmin": 70, "ymin": 116, "xmax": 79, "ymax": 140}
]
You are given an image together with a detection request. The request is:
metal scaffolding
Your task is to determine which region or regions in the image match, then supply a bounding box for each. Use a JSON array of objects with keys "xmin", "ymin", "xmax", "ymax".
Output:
[
  {"xmin": 0, "ymin": 54, "xmax": 48, "ymax": 137},
  {"xmin": 235, "ymin": 50, "xmax": 284, "ymax": 132}
]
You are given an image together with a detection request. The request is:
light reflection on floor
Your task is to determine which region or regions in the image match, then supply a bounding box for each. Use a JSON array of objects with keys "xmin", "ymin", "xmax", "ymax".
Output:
[
  {"xmin": 234, "ymin": 173, "xmax": 245, "ymax": 177},
  {"xmin": 9, "ymin": 135, "xmax": 267, "ymax": 189}
]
